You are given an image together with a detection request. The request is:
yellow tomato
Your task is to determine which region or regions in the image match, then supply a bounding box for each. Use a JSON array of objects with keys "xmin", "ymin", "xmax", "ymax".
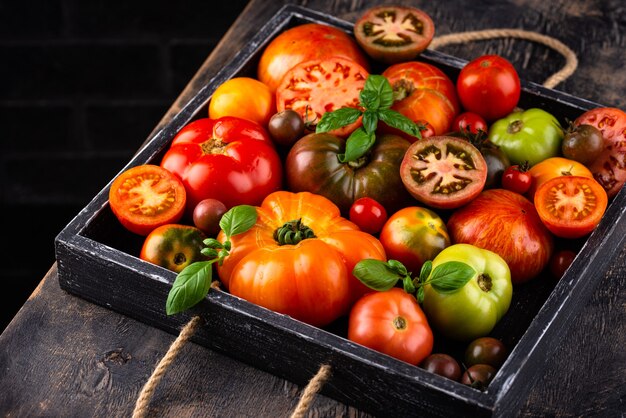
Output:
[{"xmin": 208, "ymin": 77, "xmax": 275, "ymax": 127}]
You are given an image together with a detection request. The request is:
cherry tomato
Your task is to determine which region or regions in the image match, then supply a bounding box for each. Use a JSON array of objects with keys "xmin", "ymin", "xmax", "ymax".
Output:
[
  {"xmin": 549, "ymin": 249, "xmax": 577, "ymax": 278},
  {"xmin": 354, "ymin": 5, "xmax": 435, "ymax": 64},
  {"xmin": 348, "ymin": 288, "xmax": 434, "ymax": 365},
  {"xmin": 464, "ymin": 337, "xmax": 508, "ymax": 369},
  {"xmin": 208, "ymin": 77, "xmax": 275, "ymax": 127},
  {"xmin": 108, "ymin": 164, "xmax": 186, "ymax": 236},
  {"xmin": 461, "ymin": 364, "xmax": 497, "ymax": 390},
  {"xmin": 267, "ymin": 109, "xmax": 305, "ymax": 147},
  {"xmin": 457, "ymin": 55, "xmax": 521, "ymax": 122},
  {"xmin": 192, "ymin": 198, "xmax": 227, "ymax": 237},
  {"xmin": 501, "ymin": 163, "xmax": 532, "ymax": 194},
  {"xmin": 562, "ymin": 123, "xmax": 604, "ymax": 164},
  {"xmin": 140, "ymin": 224, "xmax": 208, "ymax": 273},
  {"xmin": 527, "ymin": 157, "xmax": 594, "ymax": 201},
  {"xmin": 453, "ymin": 112, "xmax": 488, "ymax": 135},
  {"xmin": 420, "ymin": 353, "xmax": 462, "ymax": 381},
  {"xmin": 349, "ymin": 197, "xmax": 388, "ymax": 235},
  {"xmin": 534, "ymin": 176, "xmax": 608, "ymax": 239}
]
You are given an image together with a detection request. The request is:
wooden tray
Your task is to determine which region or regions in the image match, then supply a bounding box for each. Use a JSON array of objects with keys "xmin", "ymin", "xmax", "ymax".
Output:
[{"xmin": 54, "ymin": 5, "xmax": 626, "ymax": 417}]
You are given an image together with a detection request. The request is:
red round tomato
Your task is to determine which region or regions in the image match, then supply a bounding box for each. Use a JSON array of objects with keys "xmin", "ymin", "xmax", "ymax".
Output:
[
  {"xmin": 501, "ymin": 163, "xmax": 532, "ymax": 195},
  {"xmin": 349, "ymin": 197, "xmax": 388, "ymax": 235},
  {"xmin": 400, "ymin": 136, "xmax": 487, "ymax": 209},
  {"xmin": 140, "ymin": 224, "xmax": 207, "ymax": 273},
  {"xmin": 348, "ymin": 288, "xmax": 433, "ymax": 365},
  {"xmin": 382, "ymin": 62, "xmax": 460, "ymax": 136},
  {"xmin": 574, "ymin": 107, "xmax": 626, "ymax": 198},
  {"xmin": 534, "ymin": 176, "xmax": 608, "ymax": 239},
  {"xmin": 109, "ymin": 164, "xmax": 186, "ymax": 236},
  {"xmin": 354, "ymin": 5, "xmax": 435, "ymax": 64},
  {"xmin": 453, "ymin": 111, "xmax": 488, "ymax": 134},
  {"xmin": 257, "ymin": 23, "xmax": 370, "ymax": 94},
  {"xmin": 276, "ymin": 57, "xmax": 368, "ymax": 138},
  {"xmin": 457, "ymin": 55, "xmax": 521, "ymax": 122},
  {"xmin": 447, "ymin": 189, "xmax": 554, "ymax": 284},
  {"xmin": 209, "ymin": 77, "xmax": 275, "ymax": 127},
  {"xmin": 160, "ymin": 116, "xmax": 282, "ymax": 212}
]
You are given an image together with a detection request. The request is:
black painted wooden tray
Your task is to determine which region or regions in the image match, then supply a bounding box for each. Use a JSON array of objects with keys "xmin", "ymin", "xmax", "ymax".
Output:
[{"xmin": 55, "ymin": 5, "xmax": 626, "ymax": 417}]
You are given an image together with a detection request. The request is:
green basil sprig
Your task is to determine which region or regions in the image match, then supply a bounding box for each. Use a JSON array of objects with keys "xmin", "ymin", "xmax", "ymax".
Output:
[
  {"xmin": 316, "ymin": 74, "xmax": 424, "ymax": 163},
  {"xmin": 353, "ymin": 259, "xmax": 475, "ymax": 304},
  {"xmin": 165, "ymin": 205, "xmax": 257, "ymax": 315}
]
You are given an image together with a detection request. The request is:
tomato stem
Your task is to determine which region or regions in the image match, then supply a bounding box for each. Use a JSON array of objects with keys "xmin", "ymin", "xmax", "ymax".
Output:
[
  {"xmin": 273, "ymin": 219, "xmax": 316, "ymax": 245},
  {"xmin": 507, "ymin": 119, "xmax": 524, "ymax": 134},
  {"xmin": 477, "ymin": 273, "xmax": 492, "ymax": 292},
  {"xmin": 392, "ymin": 316, "xmax": 407, "ymax": 331}
]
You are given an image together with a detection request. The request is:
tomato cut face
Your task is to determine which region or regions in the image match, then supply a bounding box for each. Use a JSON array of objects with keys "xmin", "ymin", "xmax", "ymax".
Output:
[
  {"xmin": 354, "ymin": 6, "xmax": 435, "ymax": 64},
  {"xmin": 400, "ymin": 136, "xmax": 487, "ymax": 209},
  {"xmin": 534, "ymin": 175, "xmax": 608, "ymax": 239},
  {"xmin": 276, "ymin": 57, "xmax": 368, "ymax": 138},
  {"xmin": 109, "ymin": 164, "xmax": 186, "ymax": 236}
]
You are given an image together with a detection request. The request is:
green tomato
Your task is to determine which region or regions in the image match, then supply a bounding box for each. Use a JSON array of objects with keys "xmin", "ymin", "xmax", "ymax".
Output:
[
  {"xmin": 422, "ymin": 244, "xmax": 512, "ymax": 342},
  {"xmin": 488, "ymin": 108, "xmax": 563, "ymax": 166}
]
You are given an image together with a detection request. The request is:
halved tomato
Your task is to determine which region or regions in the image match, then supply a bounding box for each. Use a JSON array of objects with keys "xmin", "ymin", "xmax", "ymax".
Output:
[
  {"xmin": 354, "ymin": 5, "xmax": 435, "ymax": 64},
  {"xmin": 109, "ymin": 164, "xmax": 186, "ymax": 236},
  {"xmin": 527, "ymin": 157, "xmax": 594, "ymax": 201},
  {"xmin": 534, "ymin": 175, "xmax": 608, "ymax": 239},
  {"xmin": 400, "ymin": 136, "xmax": 487, "ymax": 209},
  {"xmin": 275, "ymin": 57, "xmax": 368, "ymax": 138}
]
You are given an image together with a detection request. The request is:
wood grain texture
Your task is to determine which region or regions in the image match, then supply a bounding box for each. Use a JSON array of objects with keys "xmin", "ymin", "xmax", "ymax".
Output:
[{"xmin": 1, "ymin": 0, "xmax": 625, "ymax": 417}]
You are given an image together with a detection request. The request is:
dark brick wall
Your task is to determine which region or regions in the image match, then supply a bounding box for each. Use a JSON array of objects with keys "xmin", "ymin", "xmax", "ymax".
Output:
[{"xmin": 0, "ymin": 0, "xmax": 250, "ymax": 331}]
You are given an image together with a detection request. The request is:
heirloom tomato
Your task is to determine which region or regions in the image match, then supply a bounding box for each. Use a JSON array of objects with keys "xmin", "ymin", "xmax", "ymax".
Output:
[
  {"xmin": 349, "ymin": 197, "xmax": 388, "ymax": 235},
  {"xmin": 192, "ymin": 198, "xmax": 227, "ymax": 237},
  {"xmin": 422, "ymin": 244, "xmax": 512, "ymax": 342},
  {"xmin": 453, "ymin": 112, "xmax": 488, "ymax": 135},
  {"xmin": 461, "ymin": 364, "xmax": 497, "ymax": 390},
  {"xmin": 267, "ymin": 109, "xmax": 305, "ymax": 147},
  {"xmin": 399, "ymin": 136, "xmax": 488, "ymax": 209},
  {"xmin": 348, "ymin": 288, "xmax": 433, "ymax": 365},
  {"xmin": 420, "ymin": 353, "xmax": 462, "ymax": 381},
  {"xmin": 109, "ymin": 164, "xmax": 186, "ymax": 236},
  {"xmin": 526, "ymin": 157, "xmax": 593, "ymax": 200},
  {"xmin": 217, "ymin": 191, "xmax": 386, "ymax": 326},
  {"xmin": 534, "ymin": 175, "xmax": 607, "ymax": 239},
  {"xmin": 379, "ymin": 206, "xmax": 450, "ymax": 276},
  {"xmin": 488, "ymin": 108, "xmax": 563, "ymax": 166},
  {"xmin": 354, "ymin": 5, "xmax": 435, "ymax": 64},
  {"xmin": 574, "ymin": 107, "xmax": 626, "ymax": 198},
  {"xmin": 140, "ymin": 224, "xmax": 208, "ymax": 273},
  {"xmin": 160, "ymin": 116, "xmax": 282, "ymax": 212},
  {"xmin": 276, "ymin": 57, "xmax": 368, "ymax": 138},
  {"xmin": 456, "ymin": 55, "xmax": 520, "ymax": 122},
  {"xmin": 208, "ymin": 77, "xmax": 275, "ymax": 127},
  {"xmin": 464, "ymin": 337, "xmax": 507, "ymax": 369},
  {"xmin": 501, "ymin": 163, "xmax": 532, "ymax": 195},
  {"xmin": 447, "ymin": 189, "xmax": 554, "ymax": 284},
  {"xmin": 257, "ymin": 23, "xmax": 370, "ymax": 93},
  {"xmin": 561, "ymin": 123, "xmax": 604, "ymax": 164},
  {"xmin": 285, "ymin": 132, "xmax": 413, "ymax": 215},
  {"xmin": 382, "ymin": 61, "xmax": 460, "ymax": 136}
]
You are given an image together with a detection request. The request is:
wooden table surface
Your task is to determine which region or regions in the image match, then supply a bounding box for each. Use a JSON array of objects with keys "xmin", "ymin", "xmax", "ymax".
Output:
[{"xmin": 2, "ymin": 1, "xmax": 625, "ymax": 417}]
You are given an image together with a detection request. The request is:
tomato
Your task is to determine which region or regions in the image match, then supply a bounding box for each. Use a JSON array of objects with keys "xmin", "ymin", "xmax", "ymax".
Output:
[
  {"xmin": 488, "ymin": 108, "xmax": 564, "ymax": 166},
  {"xmin": 461, "ymin": 364, "xmax": 497, "ymax": 390},
  {"xmin": 481, "ymin": 145, "xmax": 511, "ymax": 189},
  {"xmin": 217, "ymin": 191, "xmax": 386, "ymax": 325},
  {"xmin": 379, "ymin": 207, "xmax": 450, "ymax": 276},
  {"xmin": 349, "ymin": 197, "xmax": 388, "ymax": 235},
  {"xmin": 382, "ymin": 62, "xmax": 460, "ymax": 136},
  {"xmin": 534, "ymin": 175, "xmax": 608, "ymax": 239},
  {"xmin": 285, "ymin": 132, "xmax": 413, "ymax": 215},
  {"xmin": 354, "ymin": 5, "xmax": 435, "ymax": 64},
  {"xmin": 208, "ymin": 77, "xmax": 275, "ymax": 127},
  {"xmin": 109, "ymin": 164, "xmax": 186, "ymax": 236},
  {"xmin": 348, "ymin": 288, "xmax": 433, "ymax": 365},
  {"xmin": 399, "ymin": 136, "xmax": 488, "ymax": 209},
  {"xmin": 192, "ymin": 198, "xmax": 227, "ymax": 237},
  {"xmin": 561, "ymin": 124, "xmax": 604, "ymax": 164},
  {"xmin": 420, "ymin": 353, "xmax": 462, "ymax": 381},
  {"xmin": 140, "ymin": 224, "xmax": 207, "ymax": 273},
  {"xmin": 447, "ymin": 189, "xmax": 554, "ymax": 284},
  {"xmin": 574, "ymin": 107, "xmax": 626, "ymax": 198},
  {"xmin": 456, "ymin": 55, "xmax": 521, "ymax": 122},
  {"xmin": 501, "ymin": 163, "xmax": 532, "ymax": 195},
  {"xmin": 422, "ymin": 244, "xmax": 512, "ymax": 341},
  {"xmin": 267, "ymin": 110, "xmax": 305, "ymax": 147},
  {"xmin": 276, "ymin": 57, "xmax": 368, "ymax": 138},
  {"xmin": 160, "ymin": 116, "xmax": 282, "ymax": 211},
  {"xmin": 453, "ymin": 112, "xmax": 488, "ymax": 135},
  {"xmin": 526, "ymin": 157, "xmax": 594, "ymax": 200},
  {"xmin": 258, "ymin": 23, "xmax": 370, "ymax": 94},
  {"xmin": 549, "ymin": 249, "xmax": 577, "ymax": 278},
  {"xmin": 464, "ymin": 337, "xmax": 508, "ymax": 369}
]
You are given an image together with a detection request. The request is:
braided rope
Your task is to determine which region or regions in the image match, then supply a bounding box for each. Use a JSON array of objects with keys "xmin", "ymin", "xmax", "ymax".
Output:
[{"xmin": 289, "ymin": 364, "xmax": 333, "ymax": 418}]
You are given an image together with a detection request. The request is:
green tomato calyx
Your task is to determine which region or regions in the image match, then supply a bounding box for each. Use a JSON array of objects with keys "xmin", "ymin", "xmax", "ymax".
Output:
[
  {"xmin": 274, "ymin": 219, "xmax": 316, "ymax": 246},
  {"xmin": 507, "ymin": 119, "xmax": 524, "ymax": 134},
  {"xmin": 477, "ymin": 273, "xmax": 493, "ymax": 292}
]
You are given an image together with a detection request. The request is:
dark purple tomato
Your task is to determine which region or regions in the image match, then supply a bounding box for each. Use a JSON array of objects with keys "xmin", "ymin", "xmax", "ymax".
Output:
[
  {"xmin": 268, "ymin": 109, "xmax": 305, "ymax": 147},
  {"xmin": 420, "ymin": 353, "xmax": 462, "ymax": 381},
  {"xmin": 461, "ymin": 364, "xmax": 497, "ymax": 390},
  {"xmin": 464, "ymin": 337, "xmax": 508, "ymax": 369},
  {"xmin": 192, "ymin": 198, "xmax": 227, "ymax": 237}
]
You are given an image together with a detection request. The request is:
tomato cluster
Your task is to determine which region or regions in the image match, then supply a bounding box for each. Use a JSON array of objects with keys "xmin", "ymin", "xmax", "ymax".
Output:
[{"xmin": 106, "ymin": 5, "xmax": 625, "ymax": 391}]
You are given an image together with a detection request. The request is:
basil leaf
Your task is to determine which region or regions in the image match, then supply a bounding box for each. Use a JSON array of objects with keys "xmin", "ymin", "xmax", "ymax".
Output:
[
  {"xmin": 353, "ymin": 259, "xmax": 402, "ymax": 291},
  {"xmin": 363, "ymin": 75, "xmax": 394, "ymax": 110},
  {"xmin": 360, "ymin": 90, "xmax": 379, "ymax": 110},
  {"xmin": 166, "ymin": 261, "xmax": 213, "ymax": 315},
  {"xmin": 402, "ymin": 275, "xmax": 416, "ymax": 294},
  {"xmin": 419, "ymin": 260, "xmax": 432, "ymax": 283},
  {"xmin": 377, "ymin": 108, "xmax": 422, "ymax": 139},
  {"xmin": 417, "ymin": 287, "xmax": 425, "ymax": 304},
  {"xmin": 387, "ymin": 259, "xmax": 408, "ymax": 276},
  {"xmin": 338, "ymin": 128, "xmax": 375, "ymax": 162},
  {"xmin": 316, "ymin": 107, "xmax": 362, "ymax": 133},
  {"xmin": 429, "ymin": 261, "xmax": 475, "ymax": 294},
  {"xmin": 219, "ymin": 205, "xmax": 257, "ymax": 238},
  {"xmin": 362, "ymin": 109, "xmax": 379, "ymax": 134}
]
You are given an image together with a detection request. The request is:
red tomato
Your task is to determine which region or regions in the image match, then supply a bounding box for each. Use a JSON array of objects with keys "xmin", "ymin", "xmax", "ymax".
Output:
[
  {"xmin": 140, "ymin": 224, "xmax": 207, "ymax": 273},
  {"xmin": 574, "ymin": 107, "xmax": 626, "ymax": 198},
  {"xmin": 535, "ymin": 176, "xmax": 608, "ymax": 239},
  {"xmin": 160, "ymin": 117, "xmax": 282, "ymax": 212},
  {"xmin": 549, "ymin": 249, "xmax": 577, "ymax": 278},
  {"xmin": 400, "ymin": 136, "xmax": 487, "ymax": 209},
  {"xmin": 457, "ymin": 55, "xmax": 521, "ymax": 122},
  {"xmin": 275, "ymin": 57, "xmax": 368, "ymax": 138},
  {"xmin": 501, "ymin": 164, "xmax": 532, "ymax": 195},
  {"xmin": 383, "ymin": 62, "xmax": 460, "ymax": 136},
  {"xmin": 108, "ymin": 164, "xmax": 186, "ymax": 236},
  {"xmin": 453, "ymin": 112, "xmax": 488, "ymax": 134},
  {"xmin": 209, "ymin": 77, "xmax": 275, "ymax": 127},
  {"xmin": 349, "ymin": 197, "xmax": 388, "ymax": 235},
  {"xmin": 349, "ymin": 288, "xmax": 433, "ymax": 365},
  {"xmin": 527, "ymin": 157, "xmax": 594, "ymax": 201},
  {"xmin": 258, "ymin": 23, "xmax": 370, "ymax": 93}
]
